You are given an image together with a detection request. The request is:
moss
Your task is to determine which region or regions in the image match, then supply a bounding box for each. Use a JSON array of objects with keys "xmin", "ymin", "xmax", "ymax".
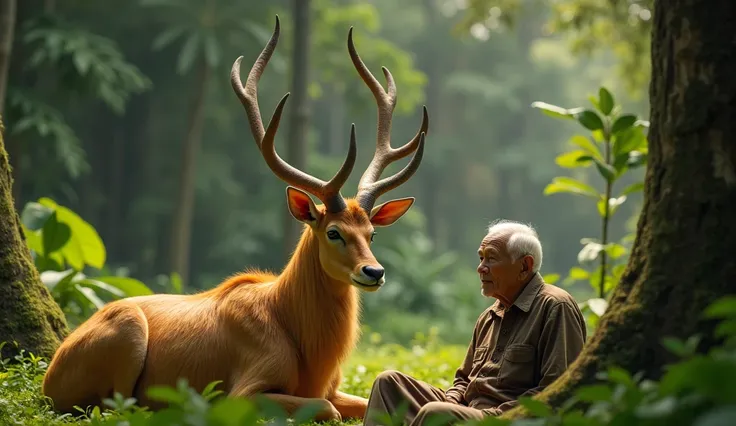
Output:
[
  {"xmin": 0, "ymin": 116, "xmax": 69, "ymax": 360},
  {"xmin": 502, "ymin": 0, "xmax": 736, "ymax": 419}
]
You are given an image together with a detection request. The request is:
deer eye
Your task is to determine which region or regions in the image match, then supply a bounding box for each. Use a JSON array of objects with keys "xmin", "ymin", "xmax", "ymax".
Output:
[{"xmin": 326, "ymin": 229, "xmax": 342, "ymax": 240}]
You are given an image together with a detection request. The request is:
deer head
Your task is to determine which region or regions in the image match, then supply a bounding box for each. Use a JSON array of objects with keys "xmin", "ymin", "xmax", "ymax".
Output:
[{"xmin": 231, "ymin": 16, "xmax": 427, "ymax": 292}]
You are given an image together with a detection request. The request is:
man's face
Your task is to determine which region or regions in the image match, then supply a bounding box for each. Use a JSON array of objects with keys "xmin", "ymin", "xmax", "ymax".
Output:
[{"xmin": 476, "ymin": 233, "xmax": 523, "ymax": 299}]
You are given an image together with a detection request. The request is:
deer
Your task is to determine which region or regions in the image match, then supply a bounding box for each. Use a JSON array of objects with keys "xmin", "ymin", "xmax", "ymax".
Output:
[{"xmin": 41, "ymin": 16, "xmax": 428, "ymax": 423}]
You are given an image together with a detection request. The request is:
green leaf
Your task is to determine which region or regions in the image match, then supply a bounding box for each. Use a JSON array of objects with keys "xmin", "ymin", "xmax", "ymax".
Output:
[
  {"xmin": 78, "ymin": 278, "xmax": 126, "ymax": 299},
  {"xmin": 635, "ymin": 397, "xmax": 677, "ymax": 418},
  {"xmin": 627, "ymin": 150, "xmax": 647, "ymax": 168},
  {"xmin": 598, "ymin": 87, "xmax": 614, "ymax": 115},
  {"xmin": 152, "ymin": 26, "xmax": 186, "ymax": 51},
  {"xmin": 574, "ymin": 384, "xmax": 612, "ymax": 402},
  {"xmin": 93, "ymin": 276, "xmax": 154, "ymax": 297},
  {"xmin": 704, "ymin": 296, "xmax": 736, "ymax": 319},
  {"xmin": 544, "ymin": 177, "xmax": 600, "ymax": 199},
  {"xmin": 530, "ymin": 101, "xmax": 581, "ymax": 120},
  {"xmin": 592, "ymin": 157, "xmax": 617, "ymax": 182},
  {"xmin": 611, "ymin": 113, "xmax": 638, "ymax": 134},
  {"xmin": 597, "ymin": 196, "xmax": 627, "ymax": 217},
  {"xmin": 75, "ymin": 284, "xmax": 106, "ymax": 310},
  {"xmin": 518, "ymin": 396, "xmax": 552, "ymax": 417},
  {"xmin": 176, "ymin": 32, "xmax": 201, "ymax": 75},
  {"xmin": 620, "ymin": 182, "xmax": 644, "ymax": 196},
  {"xmin": 613, "ymin": 126, "xmax": 648, "ymax": 156},
  {"xmin": 694, "ymin": 406, "xmax": 736, "ymax": 426},
  {"xmin": 569, "ymin": 267, "xmax": 589, "ymax": 280},
  {"xmin": 42, "ymin": 212, "xmax": 72, "ymax": 255},
  {"xmin": 38, "ymin": 198, "xmax": 106, "ymax": 269},
  {"xmin": 542, "ymin": 273, "xmax": 560, "ymax": 284},
  {"xmin": 569, "ymin": 135, "xmax": 603, "ymax": 161},
  {"xmin": 574, "ymin": 109, "xmax": 605, "ymax": 131},
  {"xmin": 20, "ymin": 202, "xmax": 53, "ymax": 230},
  {"xmin": 146, "ymin": 386, "xmax": 185, "ymax": 404},
  {"xmin": 203, "ymin": 33, "xmax": 220, "ymax": 68},
  {"xmin": 555, "ymin": 150, "xmax": 592, "ymax": 168},
  {"xmin": 605, "ymin": 243, "xmax": 627, "ymax": 259}
]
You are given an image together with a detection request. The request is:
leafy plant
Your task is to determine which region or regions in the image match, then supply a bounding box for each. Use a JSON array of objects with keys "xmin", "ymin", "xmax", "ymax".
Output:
[
  {"xmin": 20, "ymin": 198, "xmax": 153, "ymax": 325},
  {"xmin": 531, "ymin": 87, "xmax": 648, "ymax": 324}
]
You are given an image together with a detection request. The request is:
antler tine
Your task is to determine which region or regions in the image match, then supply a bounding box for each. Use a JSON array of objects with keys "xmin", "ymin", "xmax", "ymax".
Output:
[
  {"xmin": 231, "ymin": 16, "xmax": 281, "ymax": 150},
  {"xmin": 348, "ymin": 27, "xmax": 428, "ymax": 211},
  {"xmin": 356, "ymin": 132, "xmax": 426, "ymax": 212},
  {"xmin": 232, "ymin": 16, "xmax": 356, "ymax": 213}
]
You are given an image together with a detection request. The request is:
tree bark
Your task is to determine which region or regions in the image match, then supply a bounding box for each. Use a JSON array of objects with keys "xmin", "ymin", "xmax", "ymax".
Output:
[
  {"xmin": 169, "ymin": 59, "xmax": 210, "ymax": 288},
  {"xmin": 0, "ymin": 0, "xmax": 15, "ymax": 116},
  {"xmin": 0, "ymin": 117, "xmax": 69, "ymax": 360},
  {"xmin": 282, "ymin": 0, "xmax": 311, "ymax": 261},
  {"xmin": 504, "ymin": 0, "xmax": 736, "ymax": 416}
]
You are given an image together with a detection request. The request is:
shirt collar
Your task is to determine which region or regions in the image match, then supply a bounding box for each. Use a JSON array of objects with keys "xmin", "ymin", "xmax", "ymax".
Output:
[{"xmin": 490, "ymin": 273, "xmax": 544, "ymax": 315}]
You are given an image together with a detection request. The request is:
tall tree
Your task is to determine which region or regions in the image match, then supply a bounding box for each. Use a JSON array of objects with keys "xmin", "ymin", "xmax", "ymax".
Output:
[
  {"xmin": 505, "ymin": 0, "xmax": 736, "ymax": 415},
  {"xmin": 281, "ymin": 0, "xmax": 312, "ymax": 258},
  {"xmin": 0, "ymin": 0, "xmax": 15, "ymax": 115},
  {"xmin": 0, "ymin": 117, "xmax": 69, "ymax": 360}
]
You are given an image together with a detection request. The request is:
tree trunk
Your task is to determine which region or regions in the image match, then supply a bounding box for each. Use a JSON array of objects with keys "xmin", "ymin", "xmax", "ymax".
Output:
[
  {"xmin": 0, "ymin": 118, "xmax": 69, "ymax": 360},
  {"xmin": 0, "ymin": 0, "xmax": 15, "ymax": 116},
  {"xmin": 169, "ymin": 60, "xmax": 210, "ymax": 288},
  {"xmin": 503, "ymin": 0, "xmax": 736, "ymax": 416},
  {"xmin": 282, "ymin": 0, "xmax": 311, "ymax": 261}
]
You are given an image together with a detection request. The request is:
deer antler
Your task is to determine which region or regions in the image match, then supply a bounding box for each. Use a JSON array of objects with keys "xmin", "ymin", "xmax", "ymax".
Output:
[
  {"xmin": 231, "ymin": 16, "xmax": 356, "ymax": 213},
  {"xmin": 347, "ymin": 27, "xmax": 428, "ymax": 213}
]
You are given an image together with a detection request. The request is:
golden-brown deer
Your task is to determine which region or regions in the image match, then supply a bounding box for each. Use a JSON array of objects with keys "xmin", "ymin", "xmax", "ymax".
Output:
[{"xmin": 41, "ymin": 16, "xmax": 427, "ymax": 422}]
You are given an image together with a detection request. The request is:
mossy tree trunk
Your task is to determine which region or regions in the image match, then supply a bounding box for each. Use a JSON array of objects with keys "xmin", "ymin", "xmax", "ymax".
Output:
[
  {"xmin": 505, "ymin": 0, "xmax": 736, "ymax": 416},
  {"xmin": 0, "ymin": 118, "xmax": 69, "ymax": 360}
]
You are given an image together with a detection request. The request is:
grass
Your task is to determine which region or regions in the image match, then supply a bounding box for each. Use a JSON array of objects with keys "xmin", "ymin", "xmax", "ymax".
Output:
[{"xmin": 0, "ymin": 332, "xmax": 467, "ymax": 426}]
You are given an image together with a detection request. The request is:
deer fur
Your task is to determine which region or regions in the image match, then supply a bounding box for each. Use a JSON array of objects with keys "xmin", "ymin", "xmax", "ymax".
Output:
[{"xmin": 41, "ymin": 17, "xmax": 427, "ymax": 423}]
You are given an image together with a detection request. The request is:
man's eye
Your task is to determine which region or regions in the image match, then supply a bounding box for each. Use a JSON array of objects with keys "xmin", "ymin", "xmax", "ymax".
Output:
[
  {"xmin": 327, "ymin": 230, "xmax": 341, "ymax": 240},
  {"xmin": 371, "ymin": 232, "xmax": 376, "ymax": 242}
]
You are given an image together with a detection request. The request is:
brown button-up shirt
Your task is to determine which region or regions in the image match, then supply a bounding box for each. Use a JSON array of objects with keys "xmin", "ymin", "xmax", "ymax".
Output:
[{"xmin": 444, "ymin": 273, "xmax": 587, "ymax": 414}]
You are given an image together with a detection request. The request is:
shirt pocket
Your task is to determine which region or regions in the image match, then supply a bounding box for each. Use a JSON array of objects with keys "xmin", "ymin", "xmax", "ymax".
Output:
[
  {"xmin": 472, "ymin": 345, "xmax": 488, "ymax": 366},
  {"xmin": 498, "ymin": 343, "xmax": 536, "ymax": 389}
]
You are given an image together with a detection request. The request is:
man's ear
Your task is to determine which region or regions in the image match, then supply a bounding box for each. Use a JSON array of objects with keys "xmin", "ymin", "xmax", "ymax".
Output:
[
  {"xmin": 286, "ymin": 187, "xmax": 320, "ymax": 225},
  {"xmin": 519, "ymin": 255, "xmax": 535, "ymax": 277},
  {"xmin": 370, "ymin": 197, "xmax": 415, "ymax": 227}
]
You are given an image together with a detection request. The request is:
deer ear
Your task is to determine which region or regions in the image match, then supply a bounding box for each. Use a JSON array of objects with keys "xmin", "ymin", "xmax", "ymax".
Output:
[
  {"xmin": 286, "ymin": 187, "xmax": 320, "ymax": 225},
  {"xmin": 370, "ymin": 197, "xmax": 415, "ymax": 227}
]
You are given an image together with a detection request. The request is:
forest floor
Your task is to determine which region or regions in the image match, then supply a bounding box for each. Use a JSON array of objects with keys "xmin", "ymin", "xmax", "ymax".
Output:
[{"xmin": 0, "ymin": 337, "xmax": 466, "ymax": 426}]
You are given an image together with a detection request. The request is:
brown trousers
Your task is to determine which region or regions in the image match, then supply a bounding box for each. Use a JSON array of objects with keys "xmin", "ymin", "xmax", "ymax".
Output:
[{"xmin": 363, "ymin": 370, "xmax": 490, "ymax": 426}]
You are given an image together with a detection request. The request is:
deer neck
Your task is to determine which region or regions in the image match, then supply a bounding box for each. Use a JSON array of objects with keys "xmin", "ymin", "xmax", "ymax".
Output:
[{"xmin": 275, "ymin": 225, "xmax": 360, "ymax": 362}]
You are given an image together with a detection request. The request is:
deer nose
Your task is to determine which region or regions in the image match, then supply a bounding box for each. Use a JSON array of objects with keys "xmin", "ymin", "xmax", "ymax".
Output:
[{"xmin": 362, "ymin": 265, "xmax": 385, "ymax": 280}]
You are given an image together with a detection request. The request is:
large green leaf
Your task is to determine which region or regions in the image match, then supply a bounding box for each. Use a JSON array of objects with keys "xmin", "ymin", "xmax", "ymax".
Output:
[
  {"xmin": 38, "ymin": 198, "xmax": 106, "ymax": 269},
  {"xmin": 530, "ymin": 101, "xmax": 582, "ymax": 120},
  {"xmin": 20, "ymin": 202, "xmax": 54, "ymax": 231},
  {"xmin": 555, "ymin": 150, "xmax": 592, "ymax": 168},
  {"xmin": 569, "ymin": 135, "xmax": 603, "ymax": 161},
  {"xmin": 598, "ymin": 87, "xmax": 614, "ymax": 115},
  {"xmin": 544, "ymin": 177, "xmax": 600, "ymax": 198},
  {"xmin": 93, "ymin": 276, "xmax": 154, "ymax": 297},
  {"xmin": 42, "ymin": 212, "xmax": 71, "ymax": 255},
  {"xmin": 575, "ymin": 109, "xmax": 604, "ymax": 131}
]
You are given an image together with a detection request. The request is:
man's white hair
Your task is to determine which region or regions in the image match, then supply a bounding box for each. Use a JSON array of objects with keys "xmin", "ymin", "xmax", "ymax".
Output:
[{"xmin": 485, "ymin": 219, "xmax": 543, "ymax": 273}]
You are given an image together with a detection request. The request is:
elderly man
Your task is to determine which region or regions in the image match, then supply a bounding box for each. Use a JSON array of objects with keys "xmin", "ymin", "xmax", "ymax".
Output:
[{"xmin": 364, "ymin": 219, "xmax": 587, "ymax": 426}]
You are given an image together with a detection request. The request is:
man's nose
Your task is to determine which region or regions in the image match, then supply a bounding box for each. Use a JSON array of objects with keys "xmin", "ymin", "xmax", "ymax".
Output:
[{"xmin": 478, "ymin": 264, "xmax": 488, "ymax": 274}]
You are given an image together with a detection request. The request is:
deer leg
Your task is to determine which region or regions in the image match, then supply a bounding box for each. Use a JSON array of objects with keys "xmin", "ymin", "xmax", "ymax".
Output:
[
  {"xmin": 42, "ymin": 301, "xmax": 149, "ymax": 413},
  {"xmin": 328, "ymin": 390, "xmax": 369, "ymax": 420},
  {"xmin": 229, "ymin": 381, "xmax": 342, "ymax": 423},
  {"xmin": 257, "ymin": 393, "xmax": 342, "ymax": 422}
]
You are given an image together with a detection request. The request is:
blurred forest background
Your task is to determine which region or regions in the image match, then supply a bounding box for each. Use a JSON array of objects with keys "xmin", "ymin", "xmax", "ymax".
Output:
[{"xmin": 1, "ymin": 0, "xmax": 653, "ymax": 346}]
